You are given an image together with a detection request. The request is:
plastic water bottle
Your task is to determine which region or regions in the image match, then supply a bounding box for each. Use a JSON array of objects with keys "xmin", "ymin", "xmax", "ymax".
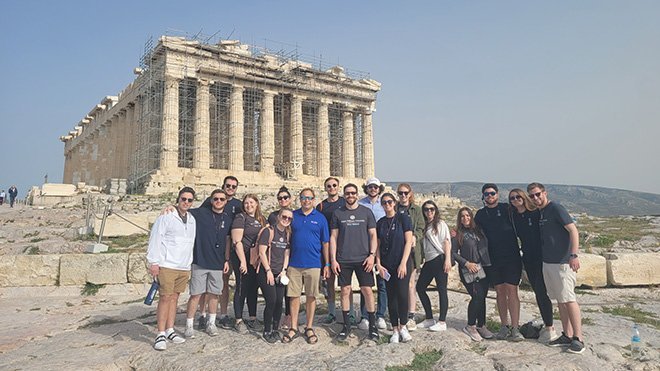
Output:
[
  {"xmin": 631, "ymin": 324, "xmax": 641, "ymax": 358},
  {"xmin": 144, "ymin": 280, "xmax": 159, "ymax": 305}
]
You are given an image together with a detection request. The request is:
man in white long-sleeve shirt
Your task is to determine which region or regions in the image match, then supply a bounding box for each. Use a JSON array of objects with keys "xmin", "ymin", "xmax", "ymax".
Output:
[{"xmin": 147, "ymin": 186, "xmax": 197, "ymax": 351}]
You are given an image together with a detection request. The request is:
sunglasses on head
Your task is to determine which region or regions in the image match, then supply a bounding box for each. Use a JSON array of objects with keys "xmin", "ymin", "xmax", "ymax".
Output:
[
  {"xmin": 398, "ymin": 191, "xmax": 410, "ymax": 196},
  {"xmin": 483, "ymin": 191, "xmax": 497, "ymax": 197},
  {"xmin": 280, "ymin": 215, "xmax": 293, "ymax": 221},
  {"xmin": 180, "ymin": 197, "xmax": 194, "ymax": 203},
  {"xmin": 326, "ymin": 183, "xmax": 338, "ymax": 189},
  {"xmin": 509, "ymin": 195, "xmax": 523, "ymax": 201},
  {"xmin": 300, "ymin": 196, "xmax": 314, "ymax": 201},
  {"xmin": 423, "ymin": 207, "xmax": 436, "ymax": 212},
  {"xmin": 277, "ymin": 195, "xmax": 290, "ymax": 201},
  {"xmin": 213, "ymin": 197, "xmax": 226, "ymax": 202},
  {"xmin": 529, "ymin": 192, "xmax": 543, "ymax": 199},
  {"xmin": 381, "ymin": 199, "xmax": 395, "ymax": 205},
  {"xmin": 224, "ymin": 184, "xmax": 237, "ymax": 189}
]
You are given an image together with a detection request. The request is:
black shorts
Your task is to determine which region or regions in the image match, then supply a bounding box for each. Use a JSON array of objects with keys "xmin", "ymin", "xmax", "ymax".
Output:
[
  {"xmin": 485, "ymin": 258, "xmax": 522, "ymax": 286},
  {"xmin": 337, "ymin": 261, "xmax": 375, "ymax": 288}
]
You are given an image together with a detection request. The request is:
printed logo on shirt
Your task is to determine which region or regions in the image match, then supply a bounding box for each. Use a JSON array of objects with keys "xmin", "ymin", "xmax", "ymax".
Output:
[{"xmin": 279, "ymin": 237, "xmax": 284, "ymax": 242}]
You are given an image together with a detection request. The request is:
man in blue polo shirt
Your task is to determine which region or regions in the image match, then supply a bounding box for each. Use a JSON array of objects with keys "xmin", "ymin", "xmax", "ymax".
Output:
[{"xmin": 282, "ymin": 188, "xmax": 330, "ymax": 344}]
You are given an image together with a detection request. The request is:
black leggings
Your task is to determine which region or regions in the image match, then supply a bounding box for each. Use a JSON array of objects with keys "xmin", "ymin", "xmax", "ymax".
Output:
[
  {"xmin": 523, "ymin": 257, "xmax": 554, "ymax": 327},
  {"xmin": 231, "ymin": 252, "xmax": 258, "ymax": 319},
  {"xmin": 461, "ymin": 273, "xmax": 489, "ymax": 327},
  {"xmin": 257, "ymin": 268, "xmax": 286, "ymax": 333},
  {"xmin": 416, "ymin": 254, "xmax": 449, "ymax": 321},
  {"xmin": 385, "ymin": 259, "xmax": 412, "ymax": 327}
]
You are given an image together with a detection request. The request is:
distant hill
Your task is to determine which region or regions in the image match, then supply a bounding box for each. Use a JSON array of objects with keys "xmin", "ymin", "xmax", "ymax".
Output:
[{"xmin": 386, "ymin": 181, "xmax": 660, "ymax": 217}]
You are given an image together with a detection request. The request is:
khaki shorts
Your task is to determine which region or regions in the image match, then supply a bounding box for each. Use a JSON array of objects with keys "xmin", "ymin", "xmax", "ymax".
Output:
[
  {"xmin": 542, "ymin": 263, "xmax": 577, "ymax": 303},
  {"xmin": 159, "ymin": 267, "xmax": 191, "ymax": 295},
  {"xmin": 287, "ymin": 267, "xmax": 320, "ymax": 298}
]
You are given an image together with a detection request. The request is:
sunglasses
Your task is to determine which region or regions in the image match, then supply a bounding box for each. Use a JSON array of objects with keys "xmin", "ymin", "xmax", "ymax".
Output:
[
  {"xmin": 300, "ymin": 196, "xmax": 314, "ymax": 201},
  {"xmin": 180, "ymin": 197, "xmax": 194, "ymax": 203},
  {"xmin": 223, "ymin": 184, "xmax": 237, "ymax": 189},
  {"xmin": 509, "ymin": 195, "xmax": 523, "ymax": 201},
  {"xmin": 483, "ymin": 191, "xmax": 497, "ymax": 197},
  {"xmin": 213, "ymin": 197, "xmax": 227, "ymax": 202},
  {"xmin": 367, "ymin": 184, "xmax": 380, "ymax": 189},
  {"xmin": 381, "ymin": 199, "xmax": 395, "ymax": 205},
  {"xmin": 529, "ymin": 192, "xmax": 543, "ymax": 199},
  {"xmin": 398, "ymin": 191, "xmax": 410, "ymax": 196},
  {"xmin": 277, "ymin": 195, "xmax": 290, "ymax": 201},
  {"xmin": 423, "ymin": 207, "xmax": 436, "ymax": 212},
  {"xmin": 280, "ymin": 215, "xmax": 293, "ymax": 221},
  {"xmin": 344, "ymin": 191, "xmax": 357, "ymax": 196},
  {"xmin": 326, "ymin": 183, "xmax": 338, "ymax": 189}
]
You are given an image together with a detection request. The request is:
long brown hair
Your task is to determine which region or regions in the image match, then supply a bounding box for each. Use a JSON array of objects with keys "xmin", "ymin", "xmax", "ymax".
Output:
[
  {"xmin": 508, "ymin": 188, "xmax": 537, "ymax": 213},
  {"xmin": 422, "ymin": 200, "xmax": 441, "ymax": 234},
  {"xmin": 243, "ymin": 194, "xmax": 266, "ymax": 226},
  {"xmin": 397, "ymin": 183, "xmax": 416, "ymax": 205},
  {"xmin": 455, "ymin": 207, "xmax": 484, "ymax": 246}
]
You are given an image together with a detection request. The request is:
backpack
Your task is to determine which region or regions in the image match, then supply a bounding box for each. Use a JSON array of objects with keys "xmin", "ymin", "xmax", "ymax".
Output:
[
  {"xmin": 519, "ymin": 320, "xmax": 543, "ymax": 339},
  {"xmin": 250, "ymin": 226, "xmax": 274, "ymax": 272}
]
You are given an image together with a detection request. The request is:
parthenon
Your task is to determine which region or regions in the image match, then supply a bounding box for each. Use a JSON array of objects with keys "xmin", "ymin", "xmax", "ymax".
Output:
[{"xmin": 60, "ymin": 36, "xmax": 381, "ymax": 194}]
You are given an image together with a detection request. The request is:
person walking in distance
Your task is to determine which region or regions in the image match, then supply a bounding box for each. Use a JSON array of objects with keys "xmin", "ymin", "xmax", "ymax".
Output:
[{"xmin": 8, "ymin": 185, "xmax": 18, "ymax": 208}]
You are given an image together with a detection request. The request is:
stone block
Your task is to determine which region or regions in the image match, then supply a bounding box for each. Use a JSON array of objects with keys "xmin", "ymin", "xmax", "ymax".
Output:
[
  {"xmin": 41, "ymin": 183, "xmax": 77, "ymax": 197},
  {"xmin": 59, "ymin": 254, "xmax": 128, "ymax": 285},
  {"xmin": 0, "ymin": 255, "xmax": 60, "ymax": 287},
  {"xmin": 128, "ymin": 253, "xmax": 151, "ymax": 283},
  {"xmin": 576, "ymin": 253, "xmax": 607, "ymax": 288},
  {"xmin": 86, "ymin": 243, "xmax": 109, "ymax": 253},
  {"xmin": 606, "ymin": 252, "xmax": 660, "ymax": 286},
  {"xmin": 93, "ymin": 212, "xmax": 156, "ymax": 237}
]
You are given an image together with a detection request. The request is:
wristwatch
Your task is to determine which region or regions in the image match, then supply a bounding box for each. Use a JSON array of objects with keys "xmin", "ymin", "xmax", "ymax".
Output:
[{"xmin": 569, "ymin": 253, "xmax": 578, "ymax": 259}]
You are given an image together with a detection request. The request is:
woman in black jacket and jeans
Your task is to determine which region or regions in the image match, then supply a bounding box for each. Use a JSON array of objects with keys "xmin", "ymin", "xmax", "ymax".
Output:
[{"xmin": 452, "ymin": 207, "xmax": 493, "ymax": 342}]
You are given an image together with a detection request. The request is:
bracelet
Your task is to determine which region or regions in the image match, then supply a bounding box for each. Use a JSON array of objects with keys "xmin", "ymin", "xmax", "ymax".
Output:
[{"xmin": 325, "ymin": 263, "xmax": 331, "ymax": 267}]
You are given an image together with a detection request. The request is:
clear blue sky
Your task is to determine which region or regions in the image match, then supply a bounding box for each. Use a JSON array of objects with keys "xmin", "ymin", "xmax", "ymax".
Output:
[{"xmin": 1, "ymin": 1, "xmax": 659, "ymax": 196}]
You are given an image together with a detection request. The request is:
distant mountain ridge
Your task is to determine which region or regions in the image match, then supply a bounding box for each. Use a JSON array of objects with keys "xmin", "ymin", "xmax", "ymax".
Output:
[{"xmin": 386, "ymin": 181, "xmax": 660, "ymax": 217}]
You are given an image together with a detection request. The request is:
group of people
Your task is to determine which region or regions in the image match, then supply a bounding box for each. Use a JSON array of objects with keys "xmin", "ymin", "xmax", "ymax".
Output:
[
  {"xmin": 146, "ymin": 176, "xmax": 584, "ymax": 355},
  {"xmin": 0, "ymin": 185, "xmax": 18, "ymax": 207}
]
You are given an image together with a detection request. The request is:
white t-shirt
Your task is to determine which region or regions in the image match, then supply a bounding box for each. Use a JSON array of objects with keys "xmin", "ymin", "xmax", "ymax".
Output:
[{"xmin": 423, "ymin": 220, "xmax": 450, "ymax": 261}]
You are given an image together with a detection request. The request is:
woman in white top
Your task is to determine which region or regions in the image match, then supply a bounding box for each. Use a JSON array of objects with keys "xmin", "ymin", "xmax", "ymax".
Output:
[{"xmin": 415, "ymin": 200, "xmax": 452, "ymax": 331}]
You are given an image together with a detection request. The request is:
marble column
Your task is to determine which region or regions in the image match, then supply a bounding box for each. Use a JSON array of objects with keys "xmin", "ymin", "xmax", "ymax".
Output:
[
  {"xmin": 362, "ymin": 109, "xmax": 375, "ymax": 178},
  {"xmin": 194, "ymin": 80, "xmax": 210, "ymax": 169},
  {"xmin": 290, "ymin": 95, "xmax": 303, "ymax": 177},
  {"xmin": 160, "ymin": 77, "xmax": 180, "ymax": 171},
  {"xmin": 260, "ymin": 90, "xmax": 276, "ymax": 173},
  {"xmin": 229, "ymin": 85, "xmax": 244, "ymax": 171},
  {"xmin": 316, "ymin": 100, "xmax": 330, "ymax": 178},
  {"xmin": 124, "ymin": 103, "xmax": 135, "ymax": 178},
  {"xmin": 342, "ymin": 109, "xmax": 355, "ymax": 178}
]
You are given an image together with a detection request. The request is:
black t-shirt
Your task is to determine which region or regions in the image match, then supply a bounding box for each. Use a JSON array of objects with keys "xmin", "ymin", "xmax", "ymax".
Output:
[
  {"xmin": 474, "ymin": 203, "xmax": 520, "ymax": 265},
  {"xmin": 331, "ymin": 205, "xmax": 377, "ymax": 263},
  {"xmin": 512, "ymin": 209, "xmax": 542, "ymax": 261},
  {"xmin": 189, "ymin": 207, "xmax": 232, "ymax": 270},
  {"xmin": 257, "ymin": 227, "xmax": 290, "ymax": 275},
  {"xmin": 376, "ymin": 213, "xmax": 412, "ymax": 270},
  {"xmin": 267, "ymin": 210, "xmax": 279, "ymax": 227},
  {"xmin": 231, "ymin": 213, "xmax": 263, "ymax": 254},
  {"xmin": 539, "ymin": 202, "xmax": 574, "ymax": 264},
  {"xmin": 317, "ymin": 197, "xmax": 346, "ymax": 224}
]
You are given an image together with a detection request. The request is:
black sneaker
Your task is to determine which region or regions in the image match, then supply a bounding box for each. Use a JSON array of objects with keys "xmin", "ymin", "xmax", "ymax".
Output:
[
  {"xmin": 245, "ymin": 319, "xmax": 263, "ymax": 332},
  {"xmin": 337, "ymin": 326, "xmax": 350, "ymax": 342},
  {"xmin": 263, "ymin": 331, "xmax": 278, "ymax": 344},
  {"xmin": 567, "ymin": 337, "xmax": 585, "ymax": 354},
  {"xmin": 548, "ymin": 332, "xmax": 572, "ymax": 347},
  {"xmin": 197, "ymin": 315, "xmax": 207, "ymax": 330},
  {"xmin": 218, "ymin": 315, "xmax": 233, "ymax": 330},
  {"xmin": 368, "ymin": 326, "xmax": 380, "ymax": 341}
]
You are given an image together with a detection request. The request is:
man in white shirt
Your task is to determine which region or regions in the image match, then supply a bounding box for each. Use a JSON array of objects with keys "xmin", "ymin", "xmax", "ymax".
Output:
[{"xmin": 147, "ymin": 187, "xmax": 197, "ymax": 351}]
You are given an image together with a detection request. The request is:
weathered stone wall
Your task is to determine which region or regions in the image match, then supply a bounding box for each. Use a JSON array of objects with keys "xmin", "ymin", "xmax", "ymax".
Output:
[{"xmin": 606, "ymin": 252, "xmax": 660, "ymax": 286}]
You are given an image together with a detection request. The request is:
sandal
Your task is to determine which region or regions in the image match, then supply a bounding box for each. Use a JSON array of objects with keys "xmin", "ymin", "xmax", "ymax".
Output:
[
  {"xmin": 281, "ymin": 329, "xmax": 300, "ymax": 343},
  {"xmin": 304, "ymin": 327, "xmax": 318, "ymax": 344}
]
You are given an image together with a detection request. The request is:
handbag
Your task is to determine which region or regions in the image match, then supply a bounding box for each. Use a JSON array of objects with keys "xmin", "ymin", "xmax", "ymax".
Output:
[{"xmin": 461, "ymin": 263, "xmax": 486, "ymax": 284}]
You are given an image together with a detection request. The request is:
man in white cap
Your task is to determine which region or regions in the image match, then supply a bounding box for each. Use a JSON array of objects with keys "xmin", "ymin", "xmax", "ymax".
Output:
[{"xmin": 357, "ymin": 177, "xmax": 388, "ymax": 331}]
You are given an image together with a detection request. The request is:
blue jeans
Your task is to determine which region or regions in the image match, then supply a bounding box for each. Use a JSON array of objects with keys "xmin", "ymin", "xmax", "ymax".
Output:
[{"xmin": 361, "ymin": 276, "xmax": 387, "ymax": 319}]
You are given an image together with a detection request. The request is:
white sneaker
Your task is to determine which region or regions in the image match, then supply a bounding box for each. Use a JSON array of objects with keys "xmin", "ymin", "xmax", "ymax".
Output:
[
  {"xmin": 538, "ymin": 326, "xmax": 558, "ymax": 344},
  {"xmin": 390, "ymin": 330, "xmax": 400, "ymax": 343},
  {"xmin": 376, "ymin": 317, "xmax": 387, "ymax": 330},
  {"xmin": 206, "ymin": 323, "xmax": 219, "ymax": 337},
  {"xmin": 400, "ymin": 326, "xmax": 412, "ymax": 342},
  {"xmin": 406, "ymin": 318, "xmax": 417, "ymax": 331},
  {"xmin": 166, "ymin": 331, "xmax": 186, "ymax": 344},
  {"xmin": 357, "ymin": 318, "xmax": 370, "ymax": 330},
  {"xmin": 153, "ymin": 334, "xmax": 167, "ymax": 350},
  {"xmin": 184, "ymin": 326, "xmax": 195, "ymax": 339},
  {"xmin": 418, "ymin": 319, "xmax": 436, "ymax": 329},
  {"xmin": 429, "ymin": 321, "xmax": 447, "ymax": 332}
]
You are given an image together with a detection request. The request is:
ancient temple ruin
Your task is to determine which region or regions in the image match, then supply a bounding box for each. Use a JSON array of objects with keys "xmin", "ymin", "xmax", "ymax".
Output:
[{"xmin": 60, "ymin": 36, "xmax": 381, "ymax": 194}]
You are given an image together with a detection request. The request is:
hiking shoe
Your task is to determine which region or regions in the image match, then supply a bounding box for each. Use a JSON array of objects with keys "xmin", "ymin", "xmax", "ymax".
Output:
[
  {"xmin": 197, "ymin": 315, "xmax": 207, "ymax": 330},
  {"xmin": 218, "ymin": 315, "xmax": 233, "ymax": 329},
  {"xmin": 263, "ymin": 331, "xmax": 279, "ymax": 344},
  {"xmin": 567, "ymin": 337, "xmax": 585, "ymax": 354},
  {"xmin": 337, "ymin": 326, "xmax": 350, "ymax": 342},
  {"xmin": 538, "ymin": 327, "xmax": 558, "ymax": 344},
  {"xmin": 390, "ymin": 330, "xmax": 400, "ymax": 343},
  {"xmin": 496, "ymin": 325, "xmax": 511, "ymax": 340},
  {"xmin": 400, "ymin": 326, "xmax": 412, "ymax": 342},
  {"xmin": 166, "ymin": 331, "xmax": 185, "ymax": 344},
  {"xmin": 153, "ymin": 334, "xmax": 167, "ymax": 350},
  {"xmin": 548, "ymin": 332, "xmax": 572, "ymax": 347},
  {"xmin": 245, "ymin": 319, "xmax": 262, "ymax": 332},
  {"xmin": 476, "ymin": 326, "xmax": 494, "ymax": 339},
  {"xmin": 418, "ymin": 319, "xmax": 436, "ymax": 329},
  {"xmin": 510, "ymin": 327, "xmax": 524, "ymax": 342},
  {"xmin": 184, "ymin": 326, "xmax": 195, "ymax": 339},
  {"xmin": 463, "ymin": 326, "xmax": 483, "ymax": 342},
  {"xmin": 376, "ymin": 317, "xmax": 387, "ymax": 330},
  {"xmin": 429, "ymin": 321, "xmax": 447, "ymax": 332},
  {"xmin": 357, "ymin": 318, "xmax": 369, "ymax": 330},
  {"xmin": 323, "ymin": 313, "xmax": 336, "ymax": 324},
  {"xmin": 234, "ymin": 320, "xmax": 249, "ymax": 334},
  {"xmin": 368, "ymin": 326, "xmax": 380, "ymax": 341},
  {"xmin": 406, "ymin": 318, "xmax": 417, "ymax": 331},
  {"xmin": 206, "ymin": 323, "xmax": 219, "ymax": 337}
]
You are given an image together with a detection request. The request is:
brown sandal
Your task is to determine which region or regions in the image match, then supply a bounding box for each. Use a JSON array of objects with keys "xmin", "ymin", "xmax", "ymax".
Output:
[{"xmin": 304, "ymin": 327, "xmax": 318, "ymax": 344}]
